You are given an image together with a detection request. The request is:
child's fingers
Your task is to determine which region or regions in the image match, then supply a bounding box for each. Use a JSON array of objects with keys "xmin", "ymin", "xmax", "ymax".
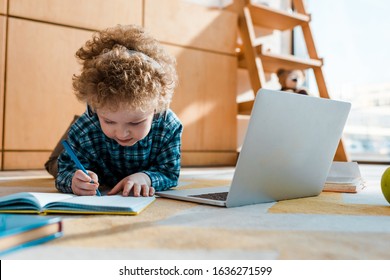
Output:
[
  {"xmin": 130, "ymin": 183, "xmax": 140, "ymax": 197},
  {"xmin": 107, "ymin": 176, "xmax": 153, "ymax": 197},
  {"xmin": 74, "ymin": 187, "xmax": 97, "ymax": 196},
  {"xmin": 140, "ymin": 185, "xmax": 153, "ymax": 197},
  {"xmin": 87, "ymin": 171, "xmax": 99, "ymax": 185},
  {"xmin": 107, "ymin": 179, "xmax": 125, "ymax": 195},
  {"xmin": 142, "ymin": 185, "xmax": 149, "ymax": 197},
  {"xmin": 74, "ymin": 169, "xmax": 92, "ymax": 182},
  {"xmin": 76, "ymin": 181, "xmax": 98, "ymax": 191},
  {"xmin": 72, "ymin": 180, "xmax": 98, "ymax": 196},
  {"xmin": 72, "ymin": 170, "xmax": 99, "ymax": 196}
]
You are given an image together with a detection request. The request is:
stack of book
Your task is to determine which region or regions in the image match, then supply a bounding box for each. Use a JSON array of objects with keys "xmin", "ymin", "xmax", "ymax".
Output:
[
  {"xmin": 0, "ymin": 214, "xmax": 63, "ymax": 256},
  {"xmin": 323, "ymin": 161, "xmax": 365, "ymax": 193}
]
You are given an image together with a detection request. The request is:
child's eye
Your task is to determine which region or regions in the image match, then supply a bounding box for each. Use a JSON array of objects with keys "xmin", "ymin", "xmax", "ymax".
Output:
[
  {"xmin": 104, "ymin": 120, "xmax": 114, "ymax": 124},
  {"xmin": 129, "ymin": 120, "xmax": 144, "ymax": 126}
]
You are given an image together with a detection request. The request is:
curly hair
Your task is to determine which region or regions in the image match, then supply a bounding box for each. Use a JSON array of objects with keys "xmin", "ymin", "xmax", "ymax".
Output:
[{"xmin": 72, "ymin": 24, "xmax": 177, "ymax": 113}]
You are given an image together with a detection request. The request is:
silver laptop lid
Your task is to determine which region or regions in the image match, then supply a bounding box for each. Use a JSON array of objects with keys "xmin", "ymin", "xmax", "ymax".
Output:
[{"xmin": 226, "ymin": 89, "xmax": 351, "ymax": 207}]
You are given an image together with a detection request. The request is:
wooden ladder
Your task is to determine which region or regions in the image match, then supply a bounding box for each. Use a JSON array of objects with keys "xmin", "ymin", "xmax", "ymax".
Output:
[{"xmin": 228, "ymin": 0, "xmax": 349, "ymax": 161}]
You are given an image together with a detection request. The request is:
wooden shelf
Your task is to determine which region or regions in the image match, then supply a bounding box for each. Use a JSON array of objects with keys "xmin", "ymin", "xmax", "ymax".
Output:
[
  {"xmin": 259, "ymin": 52, "xmax": 322, "ymax": 73},
  {"xmin": 232, "ymin": 0, "xmax": 348, "ymax": 161},
  {"xmin": 237, "ymin": 100, "xmax": 254, "ymax": 116},
  {"xmin": 249, "ymin": 3, "xmax": 310, "ymax": 31},
  {"xmin": 237, "ymin": 47, "xmax": 323, "ymax": 73}
]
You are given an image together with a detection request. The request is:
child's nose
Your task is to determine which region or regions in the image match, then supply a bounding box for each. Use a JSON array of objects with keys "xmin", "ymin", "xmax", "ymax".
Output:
[{"xmin": 117, "ymin": 128, "xmax": 130, "ymax": 138}]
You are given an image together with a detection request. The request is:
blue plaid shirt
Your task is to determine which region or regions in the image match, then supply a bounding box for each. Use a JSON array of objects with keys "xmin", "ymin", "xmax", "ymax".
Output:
[{"xmin": 56, "ymin": 109, "xmax": 182, "ymax": 193}]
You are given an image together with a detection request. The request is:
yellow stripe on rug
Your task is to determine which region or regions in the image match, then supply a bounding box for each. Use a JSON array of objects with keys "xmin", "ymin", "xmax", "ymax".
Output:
[{"xmin": 269, "ymin": 192, "xmax": 390, "ymax": 216}]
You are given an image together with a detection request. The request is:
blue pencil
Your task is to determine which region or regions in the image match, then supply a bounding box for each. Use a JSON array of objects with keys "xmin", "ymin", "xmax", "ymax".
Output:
[{"xmin": 61, "ymin": 140, "xmax": 101, "ymax": 196}]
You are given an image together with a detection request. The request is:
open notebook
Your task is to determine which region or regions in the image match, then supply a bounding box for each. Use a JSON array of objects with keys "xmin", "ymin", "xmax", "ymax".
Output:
[
  {"xmin": 0, "ymin": 192, "xmax": 155, "ymax": 215},
  {"xmin": 157, "ymin": 89, "xmax": 351, "ymax": 207}
]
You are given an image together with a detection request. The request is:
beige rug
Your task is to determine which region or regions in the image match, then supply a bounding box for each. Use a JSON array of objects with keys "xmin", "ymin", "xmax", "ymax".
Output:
[{"xmin": 1, "ymin": 172, "xmax": 390, "ymax": 259}]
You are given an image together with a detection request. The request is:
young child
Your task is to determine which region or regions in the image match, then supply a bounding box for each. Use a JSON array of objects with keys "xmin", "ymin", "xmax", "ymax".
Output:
[{"xmin": 46, "ymin": 24, "xmax": 182, "ymax": 197}]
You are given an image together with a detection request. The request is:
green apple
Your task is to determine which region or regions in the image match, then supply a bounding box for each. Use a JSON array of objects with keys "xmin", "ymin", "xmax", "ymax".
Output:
[{"xmin": 381, "ymin": 167, "xmax": 390, "ymax": 204}]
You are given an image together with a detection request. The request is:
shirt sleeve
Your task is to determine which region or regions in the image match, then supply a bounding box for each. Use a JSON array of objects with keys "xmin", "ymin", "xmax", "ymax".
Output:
[
  {"xmin": 55, "ymin": 114, "xmax": 96, "ymax": 193},
  {"xmin": 142, "ymin": 112, "xmax": 183, "ymax": 191},
  {"xmin": 55, "ymin": 151, "xmax": 76, "ymax": 193}
]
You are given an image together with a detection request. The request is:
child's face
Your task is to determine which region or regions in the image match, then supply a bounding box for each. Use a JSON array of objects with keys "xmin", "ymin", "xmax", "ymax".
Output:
[{"xmin": 96, "ymin": 107, "xmax": 154, "ymax": 146}]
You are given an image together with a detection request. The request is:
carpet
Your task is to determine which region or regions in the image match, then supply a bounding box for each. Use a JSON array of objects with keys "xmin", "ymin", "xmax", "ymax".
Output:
[{"xmin": 1, "ymin": 165, "xmax": 390, "ymax": 260}]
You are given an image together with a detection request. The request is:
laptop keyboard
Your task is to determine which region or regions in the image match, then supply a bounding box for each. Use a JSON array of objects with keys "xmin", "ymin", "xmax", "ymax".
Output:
[{"xmin": 189, "ymin": 192, "xmax": 228, "ymax": 201}]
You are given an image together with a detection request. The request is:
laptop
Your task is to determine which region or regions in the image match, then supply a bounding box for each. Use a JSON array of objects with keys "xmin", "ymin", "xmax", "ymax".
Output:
[{"xmin": 156, "ymin": 89, "xmax": 351, "ymax": 207}]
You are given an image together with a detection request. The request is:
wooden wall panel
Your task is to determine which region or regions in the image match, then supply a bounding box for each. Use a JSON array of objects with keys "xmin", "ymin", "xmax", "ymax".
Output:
[
  {"xmin": 0, "ymin": 0, "xmax": 7, "ymax": 14},
  {"xmin": 3, "ymin": 152, "xmax": 51, "ymax": 170},
  {"xmin": 2, "ymin": 0, "xmax": 239, "ymax": 169},
  {"xmin": 0, "ymin": 16, "xmax": 5, "ymax": 155},
  {"xmin": 168, "ymin": 45, "xmax": 237, "ymax": 152},
  {"xmin": 181, "ymin": 151, "xmax": 237, "ymax": 167},
  {"xmin": 8, "ymin": 0, "xmax": 142, "ymax": 30},
  {"xmin": 4, "ymin": 18, "xmax": 89, "ymax": 155},
  {"xmin": 145, "ymin": 0, "xmax": 237, "ymax": 54}
]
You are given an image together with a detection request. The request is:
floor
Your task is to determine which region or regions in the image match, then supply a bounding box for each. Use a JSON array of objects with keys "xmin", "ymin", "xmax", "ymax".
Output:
[{"xmin": 1, "ymin": 164, "xmax": 390, "ymax": 260}]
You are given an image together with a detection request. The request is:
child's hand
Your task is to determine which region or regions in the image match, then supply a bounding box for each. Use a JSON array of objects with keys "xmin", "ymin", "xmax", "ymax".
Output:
[
  {"xmin": 71, "ymin": 170, "xmax": 100, "ymax": 196},
  {"xmin": 108, "ymin": 173, "xmax": 155, "ymax": 197}
]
